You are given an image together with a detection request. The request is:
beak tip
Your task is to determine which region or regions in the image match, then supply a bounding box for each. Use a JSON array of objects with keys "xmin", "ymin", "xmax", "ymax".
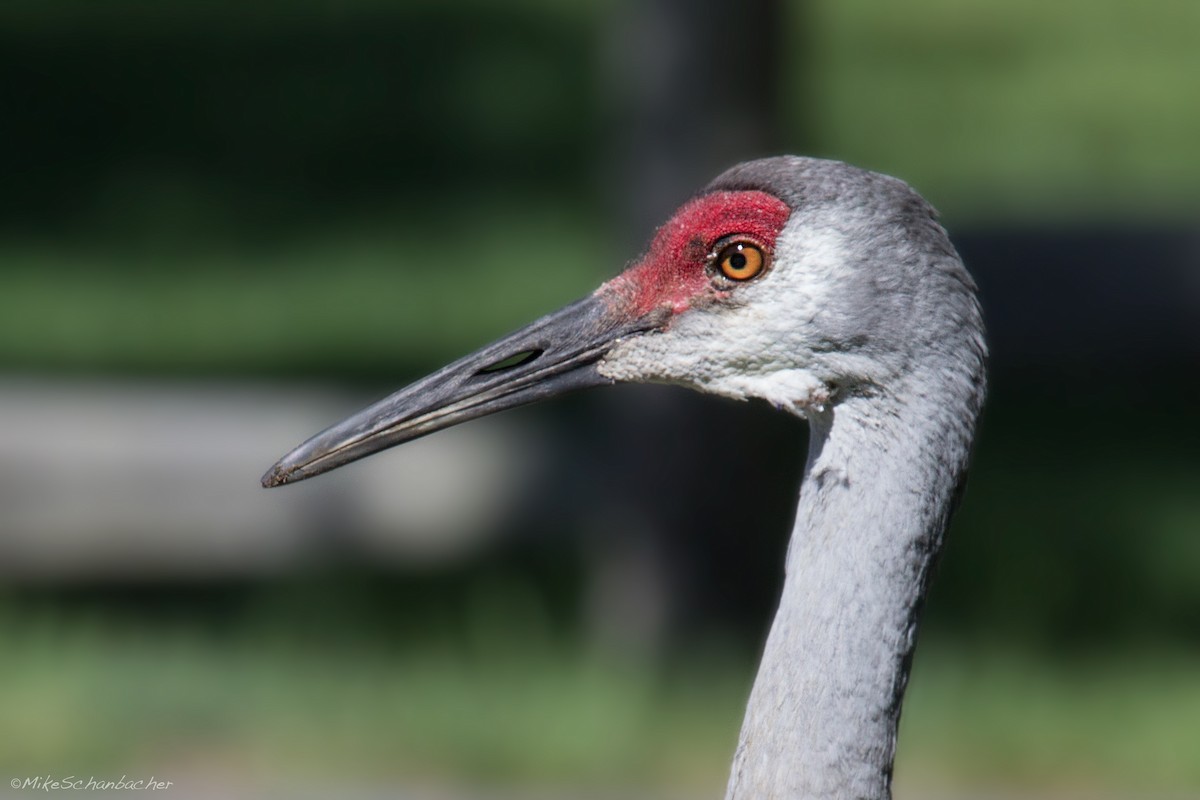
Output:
[{"xmin": 260, "ymin": 461, "xmax": 294, "ymax": 489}]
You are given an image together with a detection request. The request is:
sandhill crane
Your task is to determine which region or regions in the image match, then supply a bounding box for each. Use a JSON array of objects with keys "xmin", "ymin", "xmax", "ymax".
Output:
[{"xmin": 263, "ymin": 156, "xmax": 987, "ymax": 800}]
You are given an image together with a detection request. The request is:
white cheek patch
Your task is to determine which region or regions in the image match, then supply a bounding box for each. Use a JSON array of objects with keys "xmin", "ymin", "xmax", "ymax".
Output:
[{"xmin": 597, "ymin": 214, "xmax": 849, "ymax": 414}]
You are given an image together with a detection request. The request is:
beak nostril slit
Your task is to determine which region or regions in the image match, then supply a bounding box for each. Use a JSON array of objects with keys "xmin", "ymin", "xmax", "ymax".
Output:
[{"xmin": 476, "ymin": 348, "xmax": 544, "ymax": 376}]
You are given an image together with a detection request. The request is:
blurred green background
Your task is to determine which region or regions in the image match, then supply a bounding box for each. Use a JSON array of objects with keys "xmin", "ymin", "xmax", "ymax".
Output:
[{"xmin": 1, "ymin": 0, "xmax": 1198, "ymax": 797}]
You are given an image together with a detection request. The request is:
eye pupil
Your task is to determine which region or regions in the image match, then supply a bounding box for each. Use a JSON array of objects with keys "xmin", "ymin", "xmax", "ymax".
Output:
[{"xmin": 729, "ymin": 252, "xmax": 747, "ymax": 270}]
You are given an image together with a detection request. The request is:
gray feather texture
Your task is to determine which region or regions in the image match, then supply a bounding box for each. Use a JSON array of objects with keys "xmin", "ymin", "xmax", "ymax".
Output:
[{"xmin": 602, "ymin": 156, "xmax": 987, "ymax": 799}]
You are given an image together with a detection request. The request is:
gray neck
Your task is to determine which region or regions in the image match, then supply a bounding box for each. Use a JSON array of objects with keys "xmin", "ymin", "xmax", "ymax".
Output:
[{"xmin": 725, "ymin": 373, "xmax": 979, "ymax": 799}]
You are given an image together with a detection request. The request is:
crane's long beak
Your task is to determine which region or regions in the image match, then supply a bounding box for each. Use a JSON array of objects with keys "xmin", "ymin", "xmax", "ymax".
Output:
[{"xmin": 261, "ymin": 292, "xmax": 664, "ymax": 488}]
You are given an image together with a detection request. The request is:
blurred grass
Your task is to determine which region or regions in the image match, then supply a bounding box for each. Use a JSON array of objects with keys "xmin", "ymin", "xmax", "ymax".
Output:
[
  {"xmin": 0, "ymin": 611, "xmax": 745, "ymax": 790},
  {"xmin": 899, "ymin": 643, "xmax": 1200, "ymax": 794},
  {"xmin": 1, "ymin": 610, "xmax": 1198, "ymax": 792}
]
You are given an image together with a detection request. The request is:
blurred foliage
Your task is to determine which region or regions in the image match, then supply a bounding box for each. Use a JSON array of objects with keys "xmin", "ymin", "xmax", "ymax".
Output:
[
  {"xmin": 0, "ymin": 0, "xmax": 1196, "ymax": 373},
  {"xmin": 925, "ymin": 386, "xmax": 1200, "ymax": 646},
  {"xmin": 1, "ymin": 0, "xmax": 1198, "ymax": 791},
  {"xmin": 0, "ymin": 0, "xmax": 600, "ymax": 240},
  {"xmin": 3, "ymin": 0, "xmax": 1198, "ymax": 246},
  {"xmin": 808, "ymin": 0, "xmax": 1200, "ymax": 222},
  {"xmin": 0, "ymin": 209, "xmax": 615, "ymax": 377}
]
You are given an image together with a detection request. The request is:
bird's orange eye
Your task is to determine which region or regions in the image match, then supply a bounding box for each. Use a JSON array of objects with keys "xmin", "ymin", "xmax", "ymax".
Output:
[{"xmin": 716, "ymin": 241, "xmax": 766, "ymax": 281}]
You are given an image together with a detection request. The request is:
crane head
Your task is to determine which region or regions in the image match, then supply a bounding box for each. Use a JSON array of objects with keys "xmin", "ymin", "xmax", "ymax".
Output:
[{"xmin": 263, "ymin": 156, "xmax": 973, "ymax": 487}]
